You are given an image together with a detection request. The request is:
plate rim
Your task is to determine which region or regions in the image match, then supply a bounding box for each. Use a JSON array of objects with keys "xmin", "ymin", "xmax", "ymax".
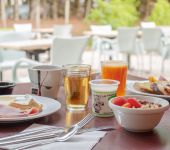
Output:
[
  {"xmin": 127, "ymin": 80, "xmax": 170, "ymax": 99},
  {"xmin": 0, "ymin": 95, "xmax": 61, "ymax": 123}
]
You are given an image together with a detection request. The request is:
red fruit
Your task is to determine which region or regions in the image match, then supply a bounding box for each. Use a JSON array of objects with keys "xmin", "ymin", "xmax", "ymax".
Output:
[
  {"xmin": 112, "ymin": 97, "xmax": 127, "ymax": 106},
  {"xmin": 122, "ymin": 102, "xmax": 132, "ymax": 108},
  {"xmin": 29, "ymin": 107, "xmax": 39, "ymax": 115},
  {"xmin": 127, "ymin": 98, "xmax": 142, "ymax": 108}
]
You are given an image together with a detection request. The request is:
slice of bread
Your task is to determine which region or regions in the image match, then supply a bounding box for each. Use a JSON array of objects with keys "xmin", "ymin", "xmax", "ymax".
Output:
[{"xmin": 9, "ymin": 99, "xmax": 43, "ymax": 111}]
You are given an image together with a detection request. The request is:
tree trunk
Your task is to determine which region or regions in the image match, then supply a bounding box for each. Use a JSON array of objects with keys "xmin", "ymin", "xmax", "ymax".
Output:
[
  {"xmin": 74, "ymin": 0, "xmax": 81, "ymax": 17},
  {"xmin": 139, "ymin": 0, "xmax": 156, "ymax": 20},
  {"xmin": 52, "ymin": 0, "xmax": 58, "ymax": 19},
  {"xmin": 42, "ymin": 0, "xmax": 48, "ymax": 20},
  {"xmin": 85, "ymin": 0, "xmax": 92, "ymax": 17},
  {"xmin": 65, "ymin": 0, "xmax": 70, "ymax": 24},
  {"xmin": 30, "ymin": 0, "xmax": 36, "ymax": 20},
  {"xmin": 28, "ymin": 0, "xmax": 32, "ymax": 20},
  {"xmin": 14, "ymin": 0, "xmax": 19, "ymax": 21},
  {"xmin": 0, "ymin": 0, "xmax": 7, "ymax": 27},
  {"xmin": 35, "ymin": 0, "xmax": 40, "ymax": 29}
]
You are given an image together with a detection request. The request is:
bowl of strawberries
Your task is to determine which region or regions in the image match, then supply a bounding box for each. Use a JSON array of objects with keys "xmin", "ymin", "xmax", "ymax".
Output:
[{"xmin": 109, "ymin": 95, "xmax": 169, "ymax": 132}]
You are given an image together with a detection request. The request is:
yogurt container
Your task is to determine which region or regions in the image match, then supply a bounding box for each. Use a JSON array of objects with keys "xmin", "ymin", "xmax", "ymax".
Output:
[{"xmin": 90, "ymin": 79, "xmax": 119, "ymax": 117}]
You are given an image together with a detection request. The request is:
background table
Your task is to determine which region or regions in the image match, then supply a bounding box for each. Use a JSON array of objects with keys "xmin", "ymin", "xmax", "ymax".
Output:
[
  {"xmin": 0, "ymin": 39, "xmax": 52, "ymax": 61},
  {"xmin": 0, "ymin": 75, "xmax": 170, "ymax": 150}
]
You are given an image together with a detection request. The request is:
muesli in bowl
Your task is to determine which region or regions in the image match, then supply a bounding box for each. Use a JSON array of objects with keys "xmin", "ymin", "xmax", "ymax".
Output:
[{"xmin": 109, "ymin": 95, "xmax": 169, "ymax": 132}]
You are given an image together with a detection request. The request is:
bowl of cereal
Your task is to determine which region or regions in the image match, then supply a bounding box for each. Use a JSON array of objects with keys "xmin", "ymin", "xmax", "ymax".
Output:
[{"xmin": 109, "ymin": 95, "xmax": 169, "ymax": 132}]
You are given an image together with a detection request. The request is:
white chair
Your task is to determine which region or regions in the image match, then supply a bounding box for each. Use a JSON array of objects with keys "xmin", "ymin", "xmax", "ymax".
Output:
[
  {"xmin": 139, "ymin": 28, "xmax": 165, "ymax": 72},
  {"xmin": 51, "ymin": 36, "xmax": 89, "ymax": 66},
  {"xmin": 12, "ymin": 58, "xmax": 42, "ymax": 82},
  {"xmin": 140, "ymin": 22, "xmax": 156, "ymax": 28},
  {"xmin": 160, "ymin": 38, "xmax": 170, "ymax": 73},
  {"xmin": 90, "ymin": 25, "xmax": 114, "ymax": 67},
  {"xmin": 53, "ymin": 24, "xmax": 72, "ymax": 38},
  {"xmin": 109, "ymin": 27, "xmax": 140, "ymax": 69},
  {"xmin": 0, "ymin": 32, "xmax": 34, "ymax": 80},
  {"xmin": 12, "ymin": 36, "xmax": 89, "ymax": 82},
  {"xmin": 13, "ymin": 23, "xmax": 32, "ymax": 32}
]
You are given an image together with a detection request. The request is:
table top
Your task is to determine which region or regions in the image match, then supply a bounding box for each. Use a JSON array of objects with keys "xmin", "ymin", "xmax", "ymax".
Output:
[
  {"xmin": 33, "ymin": 28, "xmax": 53, "ymax": 34},
  {"xmin": 83, "ymin": 30, "xmax": 143, "ymax": 39},
  {"xmin": 0, "ymin": 75, "xmax": 170, "ymax": 150},
  {"xmin": 83, "ymin": 30, "xmax": 118, "ymax": 38},
  {"xmin": 0, "ymin": 39, "xmax": 52, "ymax": 51}
]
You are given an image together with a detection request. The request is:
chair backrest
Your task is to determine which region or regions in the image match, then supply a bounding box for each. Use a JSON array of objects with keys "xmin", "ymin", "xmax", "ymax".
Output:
[
  {"xmin": 13, "ymin": 23, "xmax": 32, "ymax": 32},
  {"xmin": 53, "ymin": 24, "xmax": 72, "ymax": 38},
  {"xmin": 160, "ymin": 26, "xmax": 170, "ymax": 37},
  {"xmin": 141, "ymin": 28, "xmax": 162, "ymax": 53},
  {"xmin": 140, "ymin": 22, "xmax": 156, "ymax": 28},
  {"xmin": 117, "ymin": 27, "xmax": 138, "ymax": 53},
  {"xmin": 51, "ymin": 36, "xmax": 89, "ymax": 66},
  {"xmin": 90, "ymin": 25, "xmax": 112, "ymax": 34}
]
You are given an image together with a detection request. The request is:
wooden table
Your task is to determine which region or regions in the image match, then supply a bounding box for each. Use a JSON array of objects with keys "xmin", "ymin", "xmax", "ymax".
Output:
[
  {"xmin": 0, "ymin": 75, "xmax": 170, "ymax": 150},
  {"xmin": 0, "ymin": 39, "xmax": 52, "ymax": 61}
]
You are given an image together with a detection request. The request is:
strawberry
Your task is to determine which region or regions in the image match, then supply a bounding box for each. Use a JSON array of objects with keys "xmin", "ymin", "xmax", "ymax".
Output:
[
  {"xmin": 112, "ymin": 97, "xmax": 127, "ymax": 106},
  {"xmin": 127, "ymin": 98, "xmax": 142, "ymax": 108},
  {"xmin": 122, "ymin": 102, "xmax": 132, "ymax": 108},
  {"xmin": 29, "ymin": 107, "xmax": 39, "ymax": 115}
]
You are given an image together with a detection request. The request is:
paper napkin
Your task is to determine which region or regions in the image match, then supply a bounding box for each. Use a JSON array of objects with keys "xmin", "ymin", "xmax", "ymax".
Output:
[{"xmin": 2, "ymin": 124, "xmax": 106, "ymax": 150}]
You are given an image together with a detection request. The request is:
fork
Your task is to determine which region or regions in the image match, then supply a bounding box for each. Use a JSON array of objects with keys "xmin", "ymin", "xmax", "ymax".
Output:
[
  {"xmin": 0, "ymin": 125, "xmax": 115, "ymax": 144},
  {"xmin": 0, "ymin": 113, "xmax": 94, "ymax": 149}
]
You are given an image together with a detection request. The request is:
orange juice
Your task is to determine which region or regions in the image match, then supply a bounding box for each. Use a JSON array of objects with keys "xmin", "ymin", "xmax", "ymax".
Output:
[{"xmin": 101, "ymin": 61, "xmax": 127, "ymax": 96}]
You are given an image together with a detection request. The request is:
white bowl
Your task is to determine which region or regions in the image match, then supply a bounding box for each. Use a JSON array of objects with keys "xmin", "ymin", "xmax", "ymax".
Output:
[{"xmin": 109, "ymin": 95, "xmax": 169, "ymax": 132}]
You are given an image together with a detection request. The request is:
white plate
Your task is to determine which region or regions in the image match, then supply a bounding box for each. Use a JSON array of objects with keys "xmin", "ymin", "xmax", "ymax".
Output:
[
  {"xmin": 0, "ymin": 95, "xmax": 61, "ymax": 123},
  {"xmin": 127, "ymin": 80, "xmax": 170, "ymax": 99}
]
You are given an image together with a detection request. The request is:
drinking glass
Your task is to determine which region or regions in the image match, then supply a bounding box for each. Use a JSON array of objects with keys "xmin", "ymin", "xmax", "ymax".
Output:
[
  {"xmin": 101, "ymin": 60, "xmax": 127, "ymax": 96},
  {"xmin": 64, "ymin": 64, "xmax": 91, "ymax": 111}
]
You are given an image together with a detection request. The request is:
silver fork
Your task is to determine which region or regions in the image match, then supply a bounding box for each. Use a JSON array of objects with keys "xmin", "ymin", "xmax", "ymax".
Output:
[
  {"xmin": 0, "ymin": 126, "xmax": 62, "ymax": 142},
  {"xmin": 0, "ymin": 113, "xmax": 94, "ymax": 149},
  {"xmin": 0, "ymin": 125, "xmax": 115, "ymax": 144}
]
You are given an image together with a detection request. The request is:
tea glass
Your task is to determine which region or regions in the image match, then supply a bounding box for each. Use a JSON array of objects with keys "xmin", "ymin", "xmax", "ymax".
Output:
[
  {"xmin": 101, "ymin": 60, "xmax": 127, "ymax": 96},
  {"xmin": 63, "ymin": 64, "xmax": 91, "ymax": 111}
]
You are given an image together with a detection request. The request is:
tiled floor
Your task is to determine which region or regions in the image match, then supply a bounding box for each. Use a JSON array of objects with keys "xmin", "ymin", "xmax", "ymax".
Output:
[{"xmin": 2, "ymin": 51, "xmax": 170, "ymax": 82}]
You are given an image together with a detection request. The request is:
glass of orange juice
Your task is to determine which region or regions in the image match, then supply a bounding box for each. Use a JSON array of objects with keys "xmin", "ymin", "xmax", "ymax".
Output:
[{"xmin": 101, "ymin": 60, "xmax": 127, "ymax": 96}]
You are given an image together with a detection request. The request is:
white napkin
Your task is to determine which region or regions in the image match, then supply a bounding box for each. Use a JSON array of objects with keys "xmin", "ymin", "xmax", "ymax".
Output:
[{"xmin": 3, "ymin": 124, "xmax": 106, "ymax": 150}]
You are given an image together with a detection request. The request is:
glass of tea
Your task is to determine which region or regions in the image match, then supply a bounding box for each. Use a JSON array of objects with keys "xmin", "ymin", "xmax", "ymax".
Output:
[
  {"xmin": 101, "ymin": 60, "xmax": 127, "ymax": 96},
  {"xmin": 64, "ymin": 64, "xmax": 91, "ymax": 111}
]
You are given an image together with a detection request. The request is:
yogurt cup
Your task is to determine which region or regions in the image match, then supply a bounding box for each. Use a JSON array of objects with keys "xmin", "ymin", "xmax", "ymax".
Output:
[{"xmin": 90, "ymin": 79, "xmax": 119, "ymax": 117}]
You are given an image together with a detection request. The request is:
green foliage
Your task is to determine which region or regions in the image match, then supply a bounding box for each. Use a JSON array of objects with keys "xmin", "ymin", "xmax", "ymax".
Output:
[
  {"xmin": 86, "ymin": 0, "xmax": 140, "ymax": 29},
  {"xmin": 149, "ymin": 0, "xmax": 170, "ymax": 25}
]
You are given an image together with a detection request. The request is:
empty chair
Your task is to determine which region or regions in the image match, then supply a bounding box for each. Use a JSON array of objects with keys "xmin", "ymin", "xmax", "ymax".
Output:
[
  {"xmin": 12, "ymin": 36, "xmax": 89, "ymax": 82},
  {"xmin": 53, "ymin": 24, "xmax": 72, "ymax": 38},
  {"xmin": 0, "ymin": 32, "xmax": 33, "ymax": 80},
  {"xmin": 13, "ymin": 23, "xmax": 32, "ymax": 32},
  {"xmin": 159, "ymin": 38, "xmax": 170, "ymax": 73},
  {"xmin": 139, "ymin": 28, "xmax": 164, "ymax": 71},
  {"xmin": 51, "ymin": 36, "xmax": 89, "ymax": 66},
  {"xmin": 90, "ymin": 25, "xmax": 114, "ymax": 68},
  {"xmin": 117, "ymin": 27, "xmax": 139, "ymax": 50},
  {"xmin": 112, "ymin": 27, "xmax": 140, "ymax": 69}
]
